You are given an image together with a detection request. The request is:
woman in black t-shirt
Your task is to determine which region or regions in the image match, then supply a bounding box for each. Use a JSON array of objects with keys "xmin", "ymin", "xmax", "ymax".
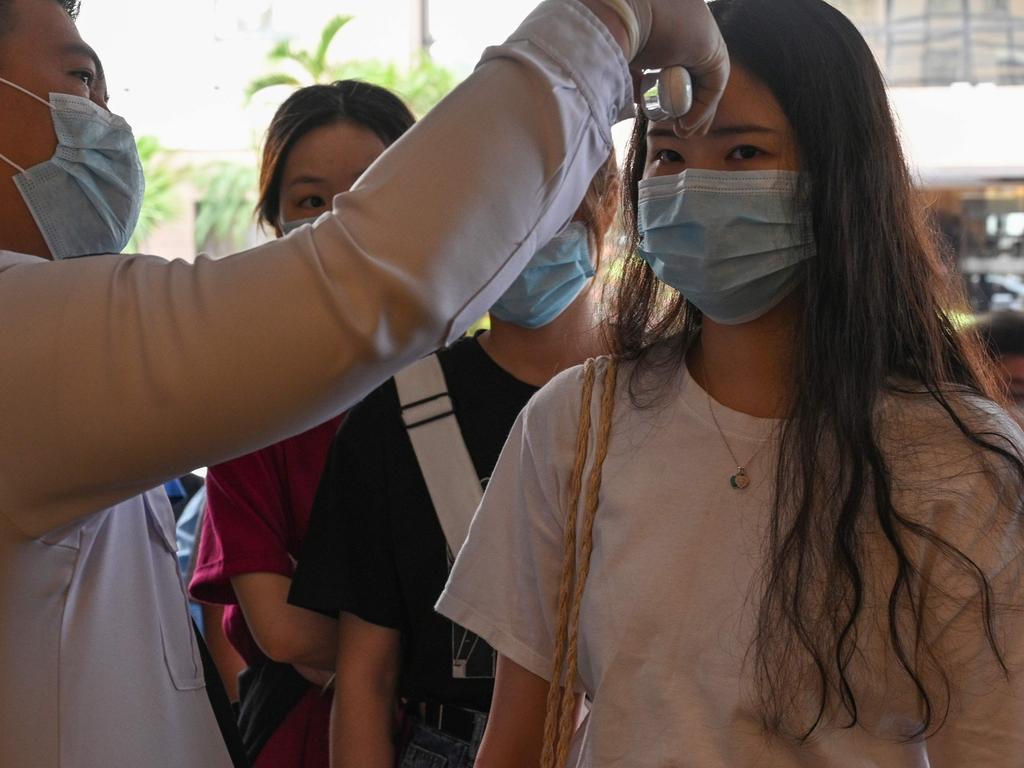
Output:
[{"xmin": 289, "ymin": 156, "xmax": 619, "ymax": 767}]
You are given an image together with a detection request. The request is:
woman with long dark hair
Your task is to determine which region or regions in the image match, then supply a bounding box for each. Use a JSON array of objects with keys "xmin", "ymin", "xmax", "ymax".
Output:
[
  {"xmin": 190, "ymin": 80, "xmax": 416, "ymax": 768},
  {"xmin": 437, "ymin": 1, "xmax": 1024, "ymax": 765}
]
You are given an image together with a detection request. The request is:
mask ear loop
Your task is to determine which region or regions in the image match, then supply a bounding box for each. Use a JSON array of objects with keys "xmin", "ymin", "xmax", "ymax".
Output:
[
  {"xmin": 0, "ymin": 152, "xmax": 25, "ymax": 173},
  {"xmin": 0, "ymin": 76, "xmax": 52, "ymax": 108},
  {"xmin": 0, "ymin": 77, "xmax": 52, "ymax": 173}
]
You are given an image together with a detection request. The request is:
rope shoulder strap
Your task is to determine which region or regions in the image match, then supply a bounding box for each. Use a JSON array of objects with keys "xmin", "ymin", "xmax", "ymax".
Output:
[
  {"xmin": 394, "ymin": 353, "xmax": 483, "ymax": 557},
  {"xmin": 541, "ymin": 356, "xmax": 619, "ymax": 768}
]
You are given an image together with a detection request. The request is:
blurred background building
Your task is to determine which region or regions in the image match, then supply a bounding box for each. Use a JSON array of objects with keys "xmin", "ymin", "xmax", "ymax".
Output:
[
  {"xmin": 834, "ymin": 0, "xmax": 1024, "ymax": 310},
  {"xmin": 78, "ymin": 0, "xmax": 1024, "ymax": 311}
]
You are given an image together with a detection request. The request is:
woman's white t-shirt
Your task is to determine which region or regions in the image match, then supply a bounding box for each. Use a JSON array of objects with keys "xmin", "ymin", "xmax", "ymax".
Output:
[{"xmin": 436, "ymin": 355, "xmax": 1024, "ymax": 767}]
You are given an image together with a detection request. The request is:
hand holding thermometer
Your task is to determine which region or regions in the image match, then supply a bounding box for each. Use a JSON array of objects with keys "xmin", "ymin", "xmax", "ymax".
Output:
[{"xmin": 640, "ymin": 66, "xmax": 693, "ymax": 122}]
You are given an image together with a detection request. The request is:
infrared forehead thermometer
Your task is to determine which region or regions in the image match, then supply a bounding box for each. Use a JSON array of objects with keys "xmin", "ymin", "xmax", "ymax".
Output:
[{"xmin": 640, "ymin": 67, "xmax": 693, "ymax": 122}]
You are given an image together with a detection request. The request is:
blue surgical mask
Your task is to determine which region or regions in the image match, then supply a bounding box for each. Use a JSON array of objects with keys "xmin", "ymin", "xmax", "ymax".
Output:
[
  {"xmin": 637, "ymin": 169, "xmax": 814, "ymax": 325},
  {"xmin": 0, "ymin": 77, "xmax": 144, "ymax": 260},
  {"xmin": 280, "ymin": 215, "xmax": 320, "ymax": 236},
  {"xmin": 490, "ymin": 222, "xmax": 595, "ymax": 329}
]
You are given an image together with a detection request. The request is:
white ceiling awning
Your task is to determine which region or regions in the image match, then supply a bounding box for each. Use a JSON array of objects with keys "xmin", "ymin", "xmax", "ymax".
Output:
[
  {"xmin": 917, "ymin": 168, "xmax": 1024, "ymax": 186},
  {"xmin": 891, "ymin": 85, "xmax": 1024, "ymax": 187}
]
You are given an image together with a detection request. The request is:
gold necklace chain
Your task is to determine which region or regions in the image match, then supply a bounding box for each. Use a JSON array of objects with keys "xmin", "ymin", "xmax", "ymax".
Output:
[{"xmin": 700, "ymin": 358, "xmax": 770, "ymax": 490}]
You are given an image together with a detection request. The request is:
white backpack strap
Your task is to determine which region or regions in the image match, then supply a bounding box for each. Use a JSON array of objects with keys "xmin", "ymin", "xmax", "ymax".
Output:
[{"xmin": 394, "ymin": 353, "xmax": 483, "ymax": 557}]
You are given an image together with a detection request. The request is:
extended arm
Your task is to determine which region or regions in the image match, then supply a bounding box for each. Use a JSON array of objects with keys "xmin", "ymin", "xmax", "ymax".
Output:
[
  {"xmin": 0, "ymin": 0, "xmax": 729, "ymax": 536},
  {"xmin": 330, "ymin": 612, "xmax": 401, "ymax": 768},
  {"xmin": 0, "ymin": 0, "xmax": 633, "ymax": 536},
  {"xmin": 231, "ymin": 573, "xmax": 338, "ymax": 670}
]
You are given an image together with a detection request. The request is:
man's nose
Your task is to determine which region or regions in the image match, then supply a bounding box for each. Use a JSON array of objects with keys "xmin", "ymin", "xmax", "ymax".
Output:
[{"xmin": 89, "ymin": 82, "xmax": 110, "ymax": 111}]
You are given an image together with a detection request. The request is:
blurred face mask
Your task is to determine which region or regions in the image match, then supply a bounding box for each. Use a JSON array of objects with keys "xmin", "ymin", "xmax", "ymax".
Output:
[
  {"xmin": 490, "ymin": 222, "xmax": 595, "ymax": 329},
  {"xmin": 280, "ymin": 215, "xmax": 320, "ymax": 236},
  {"xmin": 637, "ymin": 169, "xmax": 814, "ymax": 325},
  {"xmin": 0, "ymin": 77, "xmax": 144, "ymax": 260}
]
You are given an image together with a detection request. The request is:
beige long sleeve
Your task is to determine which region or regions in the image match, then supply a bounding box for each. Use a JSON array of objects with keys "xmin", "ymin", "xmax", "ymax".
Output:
[{"xmin": 0, "ymin": 0, "xmax": 631, "ymax": 537}]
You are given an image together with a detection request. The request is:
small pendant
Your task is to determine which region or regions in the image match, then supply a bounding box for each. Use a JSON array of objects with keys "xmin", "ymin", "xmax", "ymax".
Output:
[{"xmin": 730, "ymin": 468, "xmax": 751, "ymax": 490}]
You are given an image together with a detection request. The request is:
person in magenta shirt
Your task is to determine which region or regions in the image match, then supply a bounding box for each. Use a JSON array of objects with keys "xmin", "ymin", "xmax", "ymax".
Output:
[{"xmin": 190, "ymin": 80, "xmax": 417, "ymax": 768}]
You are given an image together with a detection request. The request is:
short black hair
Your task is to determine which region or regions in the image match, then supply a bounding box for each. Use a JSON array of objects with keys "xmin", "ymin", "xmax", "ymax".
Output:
[
  {"xmin": 976, "ymin": 311, "xmax": 1024, "ymax": 359},
  {"xmin": 0, "ymin": 0, "xmax": 81, "ymax": 39}
]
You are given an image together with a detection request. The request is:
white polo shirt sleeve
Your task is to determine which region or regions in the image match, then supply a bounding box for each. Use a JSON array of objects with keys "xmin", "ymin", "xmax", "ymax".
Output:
[{"xmin": 0, "ymin": 0, "xmax": 631, "ymax": 537}]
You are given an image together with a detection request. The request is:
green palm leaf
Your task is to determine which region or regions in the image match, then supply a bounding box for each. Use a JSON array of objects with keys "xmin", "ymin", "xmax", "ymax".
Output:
[
  {"xmin": 313, "ymin": 15, "xmax": 353, "ymax": 77},
  {"xmin": 193, "ymin": 162, "xmax": 260, "ymax": 254},
  {"xmin": 127, "ymin": 136, "xmax": 185, "ymax": 252},
  {"xmin": 248, "ymin": 15, "xmax": 464, "ymax": 116},
  {"xmin": 267, "ymin": 39, "xmax": 294, "ymax": 62},
  {"xmin": 246, "ymin": 72, "xmax": 303, "ymax": 99}
]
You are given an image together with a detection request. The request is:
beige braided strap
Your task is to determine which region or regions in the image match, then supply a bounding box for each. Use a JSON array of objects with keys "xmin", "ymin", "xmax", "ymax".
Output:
[{"xmin": 541, "ymin": 357, "xmax": 620, "ymax": 768}]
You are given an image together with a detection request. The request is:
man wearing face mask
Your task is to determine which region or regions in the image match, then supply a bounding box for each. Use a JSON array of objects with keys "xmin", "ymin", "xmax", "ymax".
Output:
[
  {"xmin": 287, "ymin": 160, "xmax": 618, "ymax": 767},
  {"xmin": 0, "ymin": 0, "xmax": 729, "ymax": 766}
]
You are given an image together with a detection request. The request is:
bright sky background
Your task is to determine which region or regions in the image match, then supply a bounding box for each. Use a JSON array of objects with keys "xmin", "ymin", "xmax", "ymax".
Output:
[{"xmin": 75, "ymin": 0, "xmax": 539, "ymax": 151}]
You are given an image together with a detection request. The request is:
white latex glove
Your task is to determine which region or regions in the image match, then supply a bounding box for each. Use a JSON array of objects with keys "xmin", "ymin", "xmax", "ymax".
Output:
[{"xmin": 584, "ymin": 0, "xmax": 730, "ymax": 135}]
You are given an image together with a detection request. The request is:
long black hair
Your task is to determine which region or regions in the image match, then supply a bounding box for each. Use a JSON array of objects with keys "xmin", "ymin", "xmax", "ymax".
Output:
[
  {"xmin": 615, "ymin": 0, "xmax": 1024, "ymax": 741},
  {"xmin": 256, "ymin": 80, "xmax": 415, "ymax": 234}
]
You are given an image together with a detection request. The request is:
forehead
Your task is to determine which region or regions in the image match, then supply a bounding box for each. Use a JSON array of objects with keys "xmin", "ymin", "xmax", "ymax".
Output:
[
  {"xmin": 0, "ymin": 0, "xmax": 102, "ymax": 92},
  {"xmin": 3, "ymin": 0, "xmax": 82, "ymax": 53},
  {"xmin": 648, "ymin": 65, "xmax": 789, "ymax": 136},
  {"xmin": 282, "ymin": 121, "xmax": 386, "ymax": 176}
]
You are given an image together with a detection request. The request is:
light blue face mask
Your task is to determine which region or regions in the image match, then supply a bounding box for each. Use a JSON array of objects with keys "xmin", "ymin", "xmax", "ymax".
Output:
[
  {"xmin": 637, "ymin": 169, "xmax": 814, "ymax": 325},
  {"xmin": 280, "ymin": 215, "xmax": 321, "ymax": 236},
  {"xmin": 0, "ymin": 77, "xmax": 144, "ymax": 260},
  {"xmin": 490, "ymin": 222, "xmax": 596, "ymax": 329}
]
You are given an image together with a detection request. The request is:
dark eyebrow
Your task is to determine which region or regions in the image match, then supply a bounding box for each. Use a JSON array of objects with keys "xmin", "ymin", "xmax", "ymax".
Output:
[
  {"xmin": 645, "ymin": 126, "xmax": 678, "ymax": 139},
  {"xmin": 709, "ymin": 124, "xmax": 779, "ymax": 137},
  {"xmin": 60, "ymin": 42, "xmax": 104, "ymax": 79},
  {"xmin": 287, "ymin": 175, "xmax": 328, "ymax": 187},
  {"xmin": 647, "ymin": 124, "xmax": 779, "ymax": 139}
]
